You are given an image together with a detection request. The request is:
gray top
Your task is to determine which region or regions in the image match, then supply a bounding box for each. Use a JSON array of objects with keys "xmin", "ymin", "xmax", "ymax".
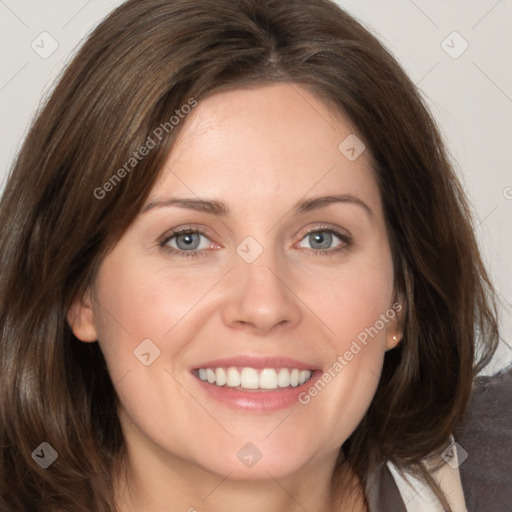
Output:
[
  {"xmin": 365, "ymin": 364, "xmax": 512, "ymax": 512},
  {"xmin": 455, "ymin": 364, "xmax": 512, "ymax": 512}
]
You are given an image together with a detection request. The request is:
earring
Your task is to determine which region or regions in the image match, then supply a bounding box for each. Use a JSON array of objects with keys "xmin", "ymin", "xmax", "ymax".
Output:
[{"xmin": 386, "ymin": 335, "xmax": 399, "ymax": 352}]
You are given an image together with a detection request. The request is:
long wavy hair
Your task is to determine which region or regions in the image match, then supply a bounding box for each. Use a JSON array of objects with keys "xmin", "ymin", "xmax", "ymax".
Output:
[{"xmin": 0, "ymin": 0, "xmax": 499, "ymax": 510}]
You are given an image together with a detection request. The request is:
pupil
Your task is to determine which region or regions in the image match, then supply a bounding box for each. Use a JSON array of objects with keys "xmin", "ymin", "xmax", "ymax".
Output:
[
  {"xmin": 311, "ymin": 232, "xmax": 331, "ymax": 249},
  {"xmin": 178, "ymin": 233, "xmax": 199, "ymax": 250}
]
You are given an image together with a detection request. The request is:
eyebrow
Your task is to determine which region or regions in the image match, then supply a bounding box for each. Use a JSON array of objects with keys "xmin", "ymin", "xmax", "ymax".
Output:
[{"xmin": 142, "ymin": 194, "xmax": 373, "ymax": 218}]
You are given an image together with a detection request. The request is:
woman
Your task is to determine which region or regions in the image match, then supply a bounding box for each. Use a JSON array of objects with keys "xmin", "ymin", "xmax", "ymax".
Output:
[{"xmin": 0, "ymin": 0, "xmax": 504, "ymax": 510}]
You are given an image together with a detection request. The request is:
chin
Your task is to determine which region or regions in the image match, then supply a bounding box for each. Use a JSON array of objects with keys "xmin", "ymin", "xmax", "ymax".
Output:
[{"xmin": 192, "ymin": 439, "xmax": 317, "ymax": 481}]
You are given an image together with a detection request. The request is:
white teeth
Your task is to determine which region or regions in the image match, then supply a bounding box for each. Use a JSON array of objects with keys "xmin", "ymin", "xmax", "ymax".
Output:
[
  {"xmin": 259, "ymin": 368, "xmax": 278, "ymax": 389},
  {"xmin": 197, "ymin": 367, "xmax": 313, "ymax": 390},
  {"xmin": 277, "ymin": 368, "xmax": 291, "ymax": 387},
  {"xmin": 206, "ymin": 368, "xmax": 216, "ymax": 384},
  {"xmin": 215, "ymin": 368, "xmax": 227, "ymax": 386},
  {"xmin": 241, "ymin": 367, "xmax": 259, "ymax": 389},
  {"xmin": 226, "ymin": 367, "xmax": 241, "ymax": 387}
]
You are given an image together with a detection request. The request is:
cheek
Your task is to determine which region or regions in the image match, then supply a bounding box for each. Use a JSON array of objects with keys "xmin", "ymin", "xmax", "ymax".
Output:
[
  {"xmin": 93, "ymin": 255, "xmax": 172, "ymax": 339},
  {"xmin": 299, "ymin": 278, "xmax": 392, "ymax": 448},
  {"xmin": 95, "ymin": 253, "xmax": 217, "ymax": 336},
  {"xmin": 302, "ymin": 251, "xmax": 395, "ymax": 348},
  {"xmin": 294, "ymin": 250, "xmax": 394, "ymax": 438},
  {"xmin": 90, "ymin": 257, "xmax": 166, "ymax": 380},
  {"xmin": 91, "ymin": 254, "xmax": 215, "ymax": 384},
  {"xmin": 318, "ymin": 344, "xmax": 384, "ymax": 447}
]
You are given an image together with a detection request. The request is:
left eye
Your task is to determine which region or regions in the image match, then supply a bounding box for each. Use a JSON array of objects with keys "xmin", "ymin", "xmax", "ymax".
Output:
[{"xmin": 297, "ymin": 229, "xmax": 346, "ymax": 251}]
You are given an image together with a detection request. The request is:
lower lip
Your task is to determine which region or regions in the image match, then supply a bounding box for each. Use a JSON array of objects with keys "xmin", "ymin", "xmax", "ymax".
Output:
[{"xmin": 192, "ymin": 371, "xmax": 321, "ymax": 412}]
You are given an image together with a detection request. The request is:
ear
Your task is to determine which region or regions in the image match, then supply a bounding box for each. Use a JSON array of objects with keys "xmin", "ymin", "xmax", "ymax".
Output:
[
  {"xmin": 67, "ymin": 289, "xmax": 98, "ymax": 342},
  {"xmin": 385, "ymin": 293, "xmax": 405, "ymax": 351}
]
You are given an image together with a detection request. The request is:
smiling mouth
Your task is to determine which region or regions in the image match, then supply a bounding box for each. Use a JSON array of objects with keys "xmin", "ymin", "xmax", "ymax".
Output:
[{"xmin": 192, "ymin": 367, "xmax": 314, "ymax": 391}]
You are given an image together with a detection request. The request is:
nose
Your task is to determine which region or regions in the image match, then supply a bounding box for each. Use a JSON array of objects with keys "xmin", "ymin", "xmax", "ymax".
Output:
[{"xmin": 220, "ymin": 247, "xmax": 302, "ymax": 336}]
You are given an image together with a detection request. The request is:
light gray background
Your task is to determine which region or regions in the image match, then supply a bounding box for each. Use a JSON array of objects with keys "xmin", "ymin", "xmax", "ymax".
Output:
[{"xmin": 1, "ymin": 0, "xmax": 511, "ymax": 374}]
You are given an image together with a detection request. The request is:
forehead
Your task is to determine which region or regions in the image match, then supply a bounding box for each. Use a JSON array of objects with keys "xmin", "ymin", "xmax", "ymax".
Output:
[{"xmin": 151, "ymin": 83, "xmax": 381, "ymax": 217}]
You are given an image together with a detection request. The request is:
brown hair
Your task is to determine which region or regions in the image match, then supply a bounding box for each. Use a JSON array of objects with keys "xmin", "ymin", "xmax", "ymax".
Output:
[{"xmin": 0, "ymin": 0, "xmax": 499, "ymax": 510}]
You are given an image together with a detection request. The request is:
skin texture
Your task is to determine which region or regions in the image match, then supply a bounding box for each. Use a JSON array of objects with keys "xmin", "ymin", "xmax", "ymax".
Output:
[{"xmin": 68, "ymin": 83, "xmax": 403, "ymax": 512}]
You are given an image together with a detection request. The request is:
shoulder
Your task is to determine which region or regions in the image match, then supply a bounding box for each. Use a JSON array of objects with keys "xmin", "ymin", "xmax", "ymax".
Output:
[
  {"xmin": 454, "ymin": 364, "xmax": 512, "ymax": 512},
  {"xmin": 365, "ymin": 366, "xmax": 512, "ymax": 511}
]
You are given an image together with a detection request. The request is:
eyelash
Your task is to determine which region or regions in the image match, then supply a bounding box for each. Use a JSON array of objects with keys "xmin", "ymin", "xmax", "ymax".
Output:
[{"xmin": 159, "ymin": 226, "xmax": 352, "ymax": 259}]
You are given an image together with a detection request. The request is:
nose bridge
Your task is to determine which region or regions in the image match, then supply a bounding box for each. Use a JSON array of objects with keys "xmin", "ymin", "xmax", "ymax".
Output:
[
  {"xmin": 238, "ymin": 242, "xmax": 284, "ymax": 297},
  {"xmin": 220, "ymin": 234, "xmax": 302, "ymax": 333}
]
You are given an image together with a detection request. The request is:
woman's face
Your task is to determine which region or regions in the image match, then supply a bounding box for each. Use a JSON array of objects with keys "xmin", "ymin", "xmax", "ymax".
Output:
[{"xmin": 70, "ymin": 83, "xmax": 402, "ymax": 482}]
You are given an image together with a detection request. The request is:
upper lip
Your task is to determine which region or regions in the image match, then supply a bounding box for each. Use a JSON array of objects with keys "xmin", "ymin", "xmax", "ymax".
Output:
[{"xmin": 192, "ymin": 355, "xmax": 321, "ymax": 371}]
